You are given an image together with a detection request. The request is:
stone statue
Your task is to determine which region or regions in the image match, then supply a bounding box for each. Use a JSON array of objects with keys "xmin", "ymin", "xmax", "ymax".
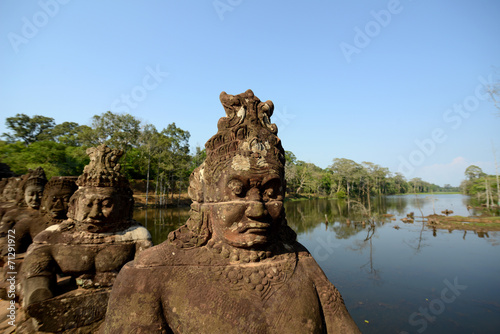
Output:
[
  {"xmin": 0, "ymin": 176, "xmax": 78, "ymax": 302},
  {"xmin": 20, "ymin": 145, "xmax": 153, "ymax": 333},
  {"xmin": 11, "ymin": 176, "xmax": 78, "ymax": 254},
  {"xmin": 0, "ymin": 168, "xmax": 47, "ymax": 256},
  {"xmin": 0, "ymin": 175, "xmax": 25, "ymax": 204},
  {"xmin": 102, "ymin": 90, "xmax": 360, "ymax": 333}
]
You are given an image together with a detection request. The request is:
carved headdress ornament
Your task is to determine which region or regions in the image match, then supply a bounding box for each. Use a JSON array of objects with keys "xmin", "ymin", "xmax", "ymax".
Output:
[
  {"xmin": 189, "ymin": 89, "xmax": 286, "ymax": 203},
  {"xmin": 25, "ymin": 167, "xmax": 47, "ymax": 188},
  {"xmin": 76, "ymin": 145, "xmax": 129, "ymax": 189},
  {"xmin": 206, "ymin": 89, "xmax": 285, "ymax": 175},
  {"xmin": 44, "ymin": 176, "xmax": 78, "ymax": 194}
]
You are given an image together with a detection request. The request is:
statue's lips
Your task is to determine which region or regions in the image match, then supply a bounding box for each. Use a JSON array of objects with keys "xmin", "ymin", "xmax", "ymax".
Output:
[
  {"xmin": 237, "ymin": 222, "xmax": 271, "ymax": 233},
  {"xmin": 50, "ymin": 209, "xmax": 65, "ymax": 217},
  {"xmin": 83, "ymin": 218, "xmax": 106, "ymax": 225}
]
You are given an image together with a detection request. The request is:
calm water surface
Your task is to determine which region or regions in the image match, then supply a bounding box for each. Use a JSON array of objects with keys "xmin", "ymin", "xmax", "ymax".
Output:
[{"xmin": 134, "ymin": 194, "xmax": 500, "ymax": 334}]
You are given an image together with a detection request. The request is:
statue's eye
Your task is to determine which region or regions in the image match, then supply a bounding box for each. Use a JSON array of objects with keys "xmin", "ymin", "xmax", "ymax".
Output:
[
  {"xmin": 102, "ymin": 200, "xmax": 113, "ymax": 208},
  {"xmin": 263, "ymin": 188, "xmax": 276, "ymax": 201},
  {"xmin": 228, "ymin": 179, "xmax": 244, "ymax": 197}
]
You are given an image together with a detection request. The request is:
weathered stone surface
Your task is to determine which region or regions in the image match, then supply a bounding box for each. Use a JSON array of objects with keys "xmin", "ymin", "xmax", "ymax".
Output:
[
  {"xmin": 11, "ymin": 176, "xmax": 78, "ymax": 255},
  {"xmin": 0, "ymin": 168, "xmax": 47, "ymax": 259},
  {"xmin": 0, "ymin": 168, "xmax": 46, "ymax": 220},
  {"xmin": 26, "ymin": 288, "xmax": 110, "ymax": 333},
  {"xmin": 21, "ymin": 145, "xmax": 152, "ymax": 333},
  {"xmin": 102, "ymin": 90, "xmax": 360, "ymax": 333},
  {"xmin": 0, "ymin": 175, "xmax": 26, "ymax": 204}
]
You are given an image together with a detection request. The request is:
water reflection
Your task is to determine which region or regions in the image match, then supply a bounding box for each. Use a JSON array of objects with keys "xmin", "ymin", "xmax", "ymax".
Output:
[
  {"xmin": 134, "ymin": 194, "xmax": 493, "ymax": 247},
  {"xmin": 133, "ymin": 207, "xmax": 190, "ymax": 245},
  {"xmin": 133, "ymin": 194, "xmax": 500, "ymax": 333}
]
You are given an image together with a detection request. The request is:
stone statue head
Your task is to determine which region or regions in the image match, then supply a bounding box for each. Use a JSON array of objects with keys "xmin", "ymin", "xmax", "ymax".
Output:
[
  {"xmin": 1, "ymin": 177, "xmax": 19, "ymax": 202},
  {"xmin": 67, "ymin": 145, "xmax": 134, "ymax": 232},
  {"xmin": 23, "ymin": 167, "xmax": 47, "ymax": 209},
  {"xmin": 40, "ymin": 176, "xmax": 78, "ymax": 223},
  {"xmin": 169, "ymin": 90, "xmax": 296, "ymax": 257}
]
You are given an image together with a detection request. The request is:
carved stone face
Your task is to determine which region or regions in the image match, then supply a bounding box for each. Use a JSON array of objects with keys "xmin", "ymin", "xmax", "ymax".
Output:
[
  {"xmin": 207, "ymin": 169, "xmax": 284, "ymax": 248},
  {"xmin": 72, "ymin": 187, "xmax": 125, "ymax": 231},
  {"xmin": 25, "ymin": 184, "xmax": 44, "ymax": 209},
  {"xmin": 43, "ymin": 186, "xmax": 74, "ymax": 220}
]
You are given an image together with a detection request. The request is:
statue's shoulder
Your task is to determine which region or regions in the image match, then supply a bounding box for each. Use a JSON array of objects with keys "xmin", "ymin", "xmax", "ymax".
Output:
[
  {"xmin": 133, "ymin": 241, "xmax": 184, "ymax": 267},
  {"xmin": 31, "ymin": 222, "xmax": 68, "ymax": 244},
  {"xmin": 113, "ymin": 222, "xmax": 151, "ymax": 242}
]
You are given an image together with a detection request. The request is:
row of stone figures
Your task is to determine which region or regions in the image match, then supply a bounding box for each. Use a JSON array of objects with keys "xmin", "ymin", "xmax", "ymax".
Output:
[
  {"xmin": 0, "ymin": 90, "xmax": 360, "ymax": 333},
  {"xmin": 0, "ymin": 146, "xmax": 153, "ymax": 332}
]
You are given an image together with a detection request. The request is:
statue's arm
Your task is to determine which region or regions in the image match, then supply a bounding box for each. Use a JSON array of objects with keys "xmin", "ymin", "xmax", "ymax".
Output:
[
  {"xmin": 135, "ymin": 239, "xmax": 153, "ymax": 257},
  {"xmin": 129, "ymin": 225, "xmax": 153, "ymax": 258},
  {"xmin": 315, "ymin": 279, "xmax": 361, "ymax": 334},
  {"xmin": 303, "ymin": 257, "xmax": 361, "ymax": 334},
  {"xmin": 101, "ymin": 263, "xmax": 170, "ymax": 334},
  {"xmin": 22, "ymin": 244, "xmax": 56, "ymax": 307},
  {"xmin": 11, "ymin": 217, "xmax": 31, "ymax": 253}
]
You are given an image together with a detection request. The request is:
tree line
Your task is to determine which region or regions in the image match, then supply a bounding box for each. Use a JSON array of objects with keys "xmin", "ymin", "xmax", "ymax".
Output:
[
  {"xmin": 461, "ymin": 165, "xmax": 500, "ymax": 208},
  {"xmin": 2, "ymin": 112, "xmax": 460, "ymax": 206},
  {"xmin": 1, "ymin": 112, "xmax": 196, "ymax": 206},
  {"xmin": 284, "ymin": 153, "xmax": 459, "ymax": 205}
]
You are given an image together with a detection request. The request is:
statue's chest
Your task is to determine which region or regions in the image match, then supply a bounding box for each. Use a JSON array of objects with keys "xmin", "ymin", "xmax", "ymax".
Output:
[
  {"xmin": 162, "ymin": 262, "xmax": 325, "ymax": 333},
  {"xmin": 52, "ymin": 243, "xmax": 135, "ymax": 273}
]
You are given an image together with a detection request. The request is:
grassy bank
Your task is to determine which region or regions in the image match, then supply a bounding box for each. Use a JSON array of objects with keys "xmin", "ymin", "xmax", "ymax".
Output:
[{"xmin": 427, "ymin": 215, "xmax": 500, "ymax": 231}]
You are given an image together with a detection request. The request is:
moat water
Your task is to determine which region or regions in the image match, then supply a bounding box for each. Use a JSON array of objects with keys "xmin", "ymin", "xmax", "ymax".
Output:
[{"xmin": 134, "ymin": 194, "xmax": 500, "ymax": 334}]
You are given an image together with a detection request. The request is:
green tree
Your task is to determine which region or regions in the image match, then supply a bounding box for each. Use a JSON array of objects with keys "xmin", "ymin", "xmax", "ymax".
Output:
[
  {"xmin": 0, "ymin": 140, "xmax": 87, "ymax": 179},
  {"xmin": 330, "ymin": 158, "xmax": 364, "ymax": 199},
  {"xmin": 464, "ymin": 165, "xmax": 484, "ymax": 180},
  {"xmin": 49, "ymin": 122, "xmax": 87, "ymax": 146},
  {"xmin": 2, "ymin": 114, "xmax": 55, "ymax": 145},
  {"xmin": 78, "ymin": 111, "xmax": 141, "ymax": 151}
]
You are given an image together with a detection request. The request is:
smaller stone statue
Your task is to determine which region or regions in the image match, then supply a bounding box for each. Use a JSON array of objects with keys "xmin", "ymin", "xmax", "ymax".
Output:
[
  {"xmin": 0, "ymin": 168, "xmax": 47, "ymax": 256},
  {"xmin": 20, "ymin": 145, "xmax": 152, "ymax": 333},
  {"xmin": 12, "ymin": 176, "xmax": 78, "ymax": 254}
]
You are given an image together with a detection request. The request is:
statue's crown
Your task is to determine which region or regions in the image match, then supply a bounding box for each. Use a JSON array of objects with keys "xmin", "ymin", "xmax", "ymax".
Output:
[
  {"xmin": 76, "ymin": 144, "xmax": 128, "ymax": 188},
  {"xmin": 44, "ymin": 176, "xmax": 78, "ymax": 193},
  {"xmin": 204, "ymin": 89, "xmax": 285, "ymax": 177},
  {"xmin": 25, "ymin": 167, "xmax": 47, "ymax": 188}
]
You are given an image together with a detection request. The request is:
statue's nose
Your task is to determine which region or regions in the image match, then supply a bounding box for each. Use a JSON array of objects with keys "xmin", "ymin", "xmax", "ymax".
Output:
[
  {"xmin": 53, "ymin": 198, "xmax": 64, "ymax": 210},
  {"xmin": 89, "ymin": 203, "xmax": 103, "ymax": 218},
  {"xmin": 245, "ymin": 201, "xmax": 267, "ymax": 219}
]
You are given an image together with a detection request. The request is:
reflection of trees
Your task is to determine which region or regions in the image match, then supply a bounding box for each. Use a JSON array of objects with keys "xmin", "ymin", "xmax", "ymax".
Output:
[
  {"xmin": 402, "ymin": 196, "xmax": 429, "ymax": 253},
  {"xmin": 133, "ymin": 207, "xmax": 190, "ymax": 245},
  {"xmin": 350, "ymin": 225, "xmax": 380, "ymax": 282},
  {"xmin": 285, "ymin": 199, "xmax": 367, "ymax": 239},
  {"xmin": 378, "ymin": 195, "xmax": 410, "ymax": 216},
  {"xmin": 285, "ymin": 198, "xmax": 392, "ymax": 239}
]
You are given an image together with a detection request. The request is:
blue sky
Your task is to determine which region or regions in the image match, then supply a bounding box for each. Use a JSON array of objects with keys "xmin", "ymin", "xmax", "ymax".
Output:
[{"xmin": 1, "ymin": 0, "xmax": 499, "ymax": 187}]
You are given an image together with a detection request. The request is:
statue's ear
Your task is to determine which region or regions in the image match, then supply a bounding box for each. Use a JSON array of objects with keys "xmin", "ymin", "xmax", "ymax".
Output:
[
  {"xmin": 66, "ymin": 190, "xmax": 79, "ymax": 219},
  {"xmin": 188, "ymin": 163, "xmax": 205, "ymax": 203}
]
